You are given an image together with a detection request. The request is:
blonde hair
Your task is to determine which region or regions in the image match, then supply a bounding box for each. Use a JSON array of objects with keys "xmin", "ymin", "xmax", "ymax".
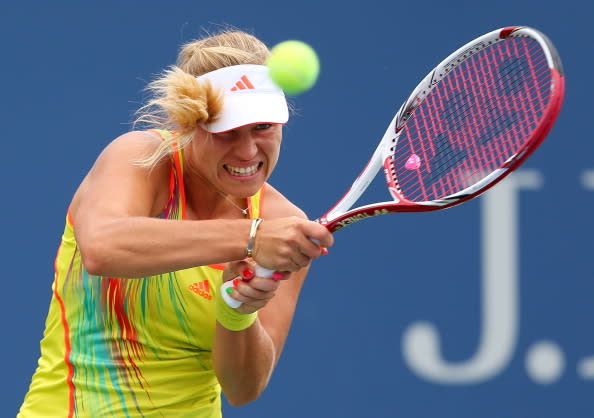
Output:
[{"xmin": 134, "ymin": 30, "xmax": 270, "ymax": 167}]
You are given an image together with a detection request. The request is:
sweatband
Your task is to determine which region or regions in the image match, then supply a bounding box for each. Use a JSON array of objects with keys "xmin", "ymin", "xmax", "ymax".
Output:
[{"xmin": 215, "ymin": 284, "xmax": 258, "ymax": 331}]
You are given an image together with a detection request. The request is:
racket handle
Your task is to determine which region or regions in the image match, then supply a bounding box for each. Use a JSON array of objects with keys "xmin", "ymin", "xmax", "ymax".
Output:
[
  {"xmin": 254, "ymin": 265, "xmax": 275, "ymax": 278},
  {"xmin": 221, "ymin": 239, "xmax": 320, "ymax": 308},
  {"xmin": 220, "ymin": 281, "xmax": 242, "ymax": 308}
]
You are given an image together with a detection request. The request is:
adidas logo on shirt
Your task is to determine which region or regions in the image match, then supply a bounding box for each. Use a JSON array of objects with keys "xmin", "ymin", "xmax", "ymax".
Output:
[{"xmin": 188, "ymin": 280, "xmax": 212, "ymax": 300}]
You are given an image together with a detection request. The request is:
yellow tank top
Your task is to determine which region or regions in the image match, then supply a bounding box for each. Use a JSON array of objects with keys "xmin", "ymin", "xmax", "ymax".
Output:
[{"xmin": 19, "ymin": 130, "xmax": 263, "ymax": 417}]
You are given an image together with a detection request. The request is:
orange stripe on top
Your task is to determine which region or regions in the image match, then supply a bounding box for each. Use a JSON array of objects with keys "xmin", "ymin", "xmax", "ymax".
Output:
[
  {"xmin": 52, "ymin": 244, "xmax": 75, "ymax": 418},
  {"xmin": 66, "ymin": 207, "xmax": 74, "ymax": 226},
  {"xmin": 247, "ymin": 184, "xmax": 264, "ymax": 219},
  {"xmin": 208, "ymin": 264, "xmax": 226, "ymax": 270},
  {"xmin": 171, "ymin": 140, "xmax": 186, "ymax": 220}
]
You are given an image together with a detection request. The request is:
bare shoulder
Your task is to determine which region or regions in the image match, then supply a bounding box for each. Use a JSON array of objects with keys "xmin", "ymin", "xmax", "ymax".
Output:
[
  {"xmin": 261, "ymin": 183, "xmax": 308, "ymax": 220},
  {"xmin": 70, "ymin": 130, "xmax": 170, "ymax": 219},
  {"xmin": 89, "ymin": 130, "xmax": 170, "ymax": 181},
  {"xmin": 91, "ymin": 129, "xmax": 170, "ymax": 189},
  {"xmin": 98, "ymin": 130, "xmax": 163, "ymax": 160}
]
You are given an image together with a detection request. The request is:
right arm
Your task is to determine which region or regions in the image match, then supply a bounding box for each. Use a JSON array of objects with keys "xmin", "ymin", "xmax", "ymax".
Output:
[
  {"xmin": 70, "ymin": 131, "xmax": 331, "ymax": 278},
  {"xmin": 70, "ymin": 131, "xmax": 251, "ymax": 277}
]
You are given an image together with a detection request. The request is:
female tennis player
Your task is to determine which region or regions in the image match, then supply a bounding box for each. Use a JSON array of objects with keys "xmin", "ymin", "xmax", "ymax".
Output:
[{"xmin": 18, "ymin": 29, "xmax": 333, "ymax": 417}]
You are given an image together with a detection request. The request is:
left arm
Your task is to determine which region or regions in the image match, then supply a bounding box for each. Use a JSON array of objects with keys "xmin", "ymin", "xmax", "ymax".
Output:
[
  {"xmin": 213, "ymin": 262, "xmax": 308, "ymax": 405},
  {"xmin": 213, "ymin": 184, "xmax": 329, "ymax": 406}
]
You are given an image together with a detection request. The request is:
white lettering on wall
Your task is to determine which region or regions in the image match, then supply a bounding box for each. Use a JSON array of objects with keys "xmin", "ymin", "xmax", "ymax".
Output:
[{"xmin": 401, "ymin": 171, "xmax": 543, "ymax": 384}]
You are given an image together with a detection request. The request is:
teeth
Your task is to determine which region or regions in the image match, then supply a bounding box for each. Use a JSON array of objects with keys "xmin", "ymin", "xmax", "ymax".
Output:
[{"xmin": 226, "ymin": 164, "xmax": 258, "ymax": 177}]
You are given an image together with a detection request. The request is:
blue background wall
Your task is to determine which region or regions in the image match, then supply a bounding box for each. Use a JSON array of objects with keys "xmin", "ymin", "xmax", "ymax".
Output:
[{"xmin": 3, "ymin": 1, "xmax": 592, "ymax": 416}]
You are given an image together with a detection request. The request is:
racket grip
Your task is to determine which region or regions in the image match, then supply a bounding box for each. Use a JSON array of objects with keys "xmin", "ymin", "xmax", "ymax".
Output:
[
  {"xmin": 221, "ymin": 239, "xmax": 320, "ymax": 308},
  {"xmin": 255, "ymin": 265, "xmax": 275, "ymax": 278},
  {"xmin": 220, "ymin": 281, "xmax": 242, "ymax": 308}
]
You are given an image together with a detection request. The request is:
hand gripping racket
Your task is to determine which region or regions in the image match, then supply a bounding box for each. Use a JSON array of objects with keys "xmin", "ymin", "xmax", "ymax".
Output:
[{"xmin": 222, "ymin": 26, "xmax": 565, "ymax": 308}]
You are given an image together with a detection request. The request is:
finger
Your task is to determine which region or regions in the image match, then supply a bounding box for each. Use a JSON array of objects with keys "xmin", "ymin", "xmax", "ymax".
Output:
[
  {"xmin": 233, "ymin": 283, "xmax": 276, "ymax": 304},
  {"xmin": 240, "ymin": 266, "xmax": 255, "ymax": 281},
  {"xmin": 296, "ymin": 238, "xmax": 327, "ymax": 259},
  {"xmin": 230, "ymin": 278, "xmax": 282, "ymax": 313},
  {"xmin": 278, "ymin": 258, "xmax": 302, "ymax": 273},
  {"xmin": 223, "ymin": 260, "xmax": 254, "ymax": 283},
  {"xmin": 301, "ymin": 221, "xmax": 334, "ymax": 248},
  {"xmin": 243, "ymin": 276, "xmax": 282, "ymax": 293},
  {"xmin": 289, "ymin": 248, "xmax": 312, "ymax": 270},
  {"xmin": 271, "ymin": 271, "xmax": 291, "ymax": 281},
  {"xmin": 234, "ymin": 283, "xmax": 278, "ymax": 313}
]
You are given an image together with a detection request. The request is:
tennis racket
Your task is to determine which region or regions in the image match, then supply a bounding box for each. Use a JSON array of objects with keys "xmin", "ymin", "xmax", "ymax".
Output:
[{"xmin": 222, "ymin": 25, "xmax": 564, "ymax": 308}]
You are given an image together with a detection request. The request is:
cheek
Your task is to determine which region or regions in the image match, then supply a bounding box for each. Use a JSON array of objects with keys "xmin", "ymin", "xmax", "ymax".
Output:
[
  {"xmin": 265, "ymin": 142, "xmax": 281, "ymax": 168},
  {"xmin": 270, "ymin": 129, "xmax": 283, "ymax": 158},
  {"xmin": 192, "ymin": 136, "xmax": 225, "ymax": 161}
]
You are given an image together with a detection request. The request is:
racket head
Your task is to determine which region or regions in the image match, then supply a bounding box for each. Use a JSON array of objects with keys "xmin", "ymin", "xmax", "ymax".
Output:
[{"xmin": 322, "ymin": 26, "xmax": 564, "ymax": 232}]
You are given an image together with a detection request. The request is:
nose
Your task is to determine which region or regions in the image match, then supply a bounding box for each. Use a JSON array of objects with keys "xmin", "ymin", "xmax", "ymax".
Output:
[{"xmin": 233, "ymin": 132, "xmax": 259, "ymax": 160}]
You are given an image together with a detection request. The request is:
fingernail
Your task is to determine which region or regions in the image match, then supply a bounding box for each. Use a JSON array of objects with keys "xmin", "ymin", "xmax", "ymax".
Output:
[
  {"xmin": 225, "ymin": 287, "xmax": 233, "ymax": 294},
  {"xmin": 272, "ymin": 272, "xmax": 283, "ymax": 280},
  {"xmin": 233, "ymin": 278, "xmax": 240, "ymax": 287},
  {"xmin": 241, "ymin": 268, "xmax": 255, "ymax": 280},
  {"xmin": 321, "ymin": 247, "xmax": 329, "ymax": 255}
]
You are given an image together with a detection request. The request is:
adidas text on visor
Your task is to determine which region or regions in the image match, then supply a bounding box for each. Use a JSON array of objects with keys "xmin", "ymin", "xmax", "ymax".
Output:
[{"xmin": 197, "ymin": 64, "xmax": 289, "ymax": 134}]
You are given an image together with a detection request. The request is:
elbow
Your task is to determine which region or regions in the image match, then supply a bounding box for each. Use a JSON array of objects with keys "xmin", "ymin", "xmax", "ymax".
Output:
[
  {"xmin": 226, "ymin": 397, "xmax": 252, "ymax": 408},
  {"xmin": 79, "ymin": 240, "xmax": 113, "ymax": 276},
  {"xmin": 221, "ymin": 373, "xmax": 271, "ymax": 407},
  {"xmin": 224, "ymin": 385, "xmax": 266, "ymax": 407}
]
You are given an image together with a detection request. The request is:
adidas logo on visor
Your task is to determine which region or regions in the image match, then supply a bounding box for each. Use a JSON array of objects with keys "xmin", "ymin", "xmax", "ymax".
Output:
[{"xmin": 231, "ymin": 75, "xmax": 255, "ymax": 91}]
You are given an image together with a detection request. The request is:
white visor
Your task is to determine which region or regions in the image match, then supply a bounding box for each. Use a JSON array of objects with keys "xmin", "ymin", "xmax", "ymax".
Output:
[{"xmin": 196, "ymin": 64, "xmax": 289, "ymax": 133}]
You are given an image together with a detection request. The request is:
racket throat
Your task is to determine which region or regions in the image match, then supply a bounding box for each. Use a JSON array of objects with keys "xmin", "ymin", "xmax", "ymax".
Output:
[
  {"xmin": 384, "ymin": 156, "xmax": 402, "ymax": 203},
  {"xmin": 323, "ymin": 147, "xmax": 385, "ymax": 223}
]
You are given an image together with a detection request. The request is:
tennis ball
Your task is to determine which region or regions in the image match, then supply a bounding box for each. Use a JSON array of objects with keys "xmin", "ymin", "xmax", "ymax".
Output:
[{"xmin": 266, "ymin": 40, "xmax": 320, "ymax": 95}]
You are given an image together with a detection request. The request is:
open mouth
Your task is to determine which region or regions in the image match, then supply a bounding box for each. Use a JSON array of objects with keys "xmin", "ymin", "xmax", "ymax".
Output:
[{"xmin": 224, "ymin": 163, "xmax": 262, "ymax": 177}]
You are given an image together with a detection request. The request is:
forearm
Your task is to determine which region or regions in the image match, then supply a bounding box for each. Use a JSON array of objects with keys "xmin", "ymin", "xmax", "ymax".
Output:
[
  {"xmin": 213, "ymin": 320, "xmax": 277, "ymax": 406},
  {"xmin": 76, "ymin": 217, "xmax": 250, "ymax": 277}
]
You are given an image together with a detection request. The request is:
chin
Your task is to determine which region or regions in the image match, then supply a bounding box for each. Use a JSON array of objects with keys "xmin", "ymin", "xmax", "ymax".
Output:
[
  {"xmin": 241, "ymin": 185, "xmax": 264, "ymax": 197},
  {"xmin": 227, "ymin": 174, "xmax": 268, "ymax": 195},
  {"xmin": 224, "ymin": 182, "xmax": 263, "ymax": 198}
]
